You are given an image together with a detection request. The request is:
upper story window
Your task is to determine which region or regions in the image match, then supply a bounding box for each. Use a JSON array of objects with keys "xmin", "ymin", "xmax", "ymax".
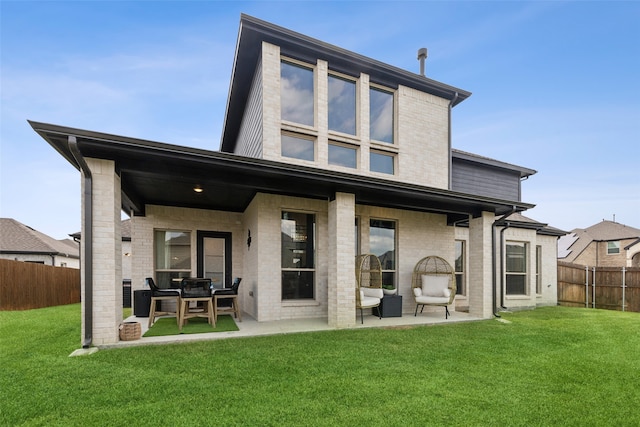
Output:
[
  {"xmin": 282, "ymin": 133, "xmax": 315, "ymax": 161},
  {"xmin": 328, "ymin": 74, "xmax": 356, "ymax": 135},
  {"xmin": 370, "ymin": 150, "xmax": 394, "ymax": 174},
  {"xmin": 328, "ymin": 142, "xmax": 357, "ymax": 168},
  {"xmin": 607, "ymin": 241, "xmax": 620, "ymax": 255},
  {"xmin": 369, "ymin": 86, "xmax": 394, "ymax": 144},
  {"xmin": 281, "ymin": 60, "xmax": 314, "ymax": 127}
]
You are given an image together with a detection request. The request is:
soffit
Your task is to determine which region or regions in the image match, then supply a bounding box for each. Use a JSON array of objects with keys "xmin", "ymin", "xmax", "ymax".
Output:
[{"xmin": 29, "ymin": 121, "xmax": 534, "ymax": 223}]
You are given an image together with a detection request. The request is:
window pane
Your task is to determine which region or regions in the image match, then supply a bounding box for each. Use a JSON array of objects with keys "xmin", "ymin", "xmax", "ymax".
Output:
[
  {"xmin": 282, "ymin": 134, "xmax": 314, "ymax": 161},
  {"xmin": 328, "ymin": 75, "xmax": 356, "ymax": 135},
  {"xmin": 281, "ymin": 61, "xmax": 314, "ymax": 126},
  {"xmin": 282, "ymin": 271, "xmax": 314, "ymax": 299},
  {"xmin": 328, "ymin": 143, "xmax": 357, "ymax": 168},
  {"xmin": 370, "ymin": 219, "xmax": 395, "ymax": 271},
  {"xmin": 369, "ymin": 87, "xmax": 393, "ymax": 143},
  {"xmin": 506, "ymin": 275, "xmax": 527, "ymax": 295},
  {"xmin": 506, "ymin": 243, "xmax": 526, "ymax": 273},
  {"xmin": 155, "ymin": 231, "xmax": 191, "ymax": 270},
  {"xmin": 282, "ymin": 212, "xmax": 315, "ymax": 300},
  {"xmin": 607, "ymin": 241, "xmax": 620, "ymax": 254},
  {"xmin": 370, "ymin": 151, "xmax": 394, "ymax": 174},
  {"xmin": 455, "ymin": 240, "xmax": 465, "ymax": 295}
]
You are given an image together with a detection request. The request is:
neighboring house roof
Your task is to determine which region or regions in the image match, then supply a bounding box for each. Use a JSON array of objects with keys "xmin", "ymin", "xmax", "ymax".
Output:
[
  {"xmin": 0, "ymin": 218, "xmax": 79, "ymax": 257},
  {"xmin": 558, "ymin": 220, "xmax": 640, "ymax": 260}
]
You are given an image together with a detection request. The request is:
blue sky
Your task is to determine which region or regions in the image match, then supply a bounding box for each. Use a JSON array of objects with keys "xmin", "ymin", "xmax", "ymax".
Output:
[{"xmin": 1, "ymin": 1, "xmax": 638, "ymax": 240}]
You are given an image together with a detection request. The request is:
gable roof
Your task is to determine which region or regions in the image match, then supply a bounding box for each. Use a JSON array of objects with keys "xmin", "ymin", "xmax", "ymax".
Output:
[
  {"xmin": 221, "ymin": 14, "xmax": 471, "ymax": 153},
  {"xmin": 0, "ymin": 218, "xmax": 79, "ymax": 257},
  {"xmin": 558, "ymin": 220, "xmax": 640, "ymax": 260}
]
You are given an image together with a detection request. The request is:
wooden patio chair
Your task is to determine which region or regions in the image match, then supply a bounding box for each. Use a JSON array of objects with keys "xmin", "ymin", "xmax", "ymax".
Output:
[
  {"xmin": 355, "ymin": 254, "xmax": 384, "ymax": 324},
  {"xmin": 411, "ymin": 256, "xmax": 457, "ymax": 319},
  {"xmin": 147, "ymin": 277, "xmax": 181, "ymax": 328},
  {"xmin": 213, "ymin": 277, "xmax": 242, "ymax": 323},
  {"xmin": 179, "ymin": 278, "xmax": 214, "ymax": 330}
]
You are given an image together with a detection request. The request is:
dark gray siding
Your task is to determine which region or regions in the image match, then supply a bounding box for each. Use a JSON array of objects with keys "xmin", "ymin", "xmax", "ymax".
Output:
[
  {"xmin": 451, "ymin": 158, "xmax": 521, "ymax": 201},
  {"xmin": 234, "ymin": 59, "xmax": 263, "ymax": 158}
]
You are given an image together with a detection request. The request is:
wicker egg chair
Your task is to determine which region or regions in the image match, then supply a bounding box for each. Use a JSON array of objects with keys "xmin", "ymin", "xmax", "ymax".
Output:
[
  {"xmin": 355, "ymin": 254, "xmax": 384, "ymax": 324},
  {"xmin": 411, "ymin": 255, "xmax": 457, "ymax": 319}
]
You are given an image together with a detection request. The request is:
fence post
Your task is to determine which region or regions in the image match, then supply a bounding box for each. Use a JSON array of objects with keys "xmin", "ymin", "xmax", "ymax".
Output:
[
  {"xmin": 585, "ymin": 265, "xmax": 589, "ymax": 308},
  {"xmin": 622, "ymin": 267, "xmax": 626, "ymax": 312},
  {"xmin": 592, "ymin": 267, "xmax": 596, "ymax": 309}
]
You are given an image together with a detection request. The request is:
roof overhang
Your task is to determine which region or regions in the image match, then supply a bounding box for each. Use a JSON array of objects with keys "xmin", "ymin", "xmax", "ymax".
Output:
[
  {"xmin": 221, "ymin": 14, "xmax": 471, "ymax": 153},
  {"xmin": 29, "ymin": 121, "xmax": 534, "ymax": 224}
]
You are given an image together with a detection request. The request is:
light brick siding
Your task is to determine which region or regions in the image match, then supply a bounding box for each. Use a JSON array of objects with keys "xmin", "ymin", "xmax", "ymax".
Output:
[{"xmin": 85, "ymin": 158, "xmax": 122, "ymax": 346}]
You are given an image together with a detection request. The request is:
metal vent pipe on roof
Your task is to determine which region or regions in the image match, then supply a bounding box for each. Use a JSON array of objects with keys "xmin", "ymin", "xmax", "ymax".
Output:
[{"xmin": 417, "ymin": 47, "xmax": 428, "ymax": 76}]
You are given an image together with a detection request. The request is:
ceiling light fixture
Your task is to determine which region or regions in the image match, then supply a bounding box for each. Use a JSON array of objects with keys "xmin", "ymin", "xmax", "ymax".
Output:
[{"xmin": 193, "ymin": 185, "xmax": 203, "ymax": 193}]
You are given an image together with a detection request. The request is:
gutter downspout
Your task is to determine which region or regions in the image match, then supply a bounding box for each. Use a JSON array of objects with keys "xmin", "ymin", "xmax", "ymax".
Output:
[
  {"xmin": 69, "ymin": 136, "xmax": 93, "ymax": 349},
  {"xmin": 492, "ymin": 207, "xmax": 516, "ymax": 317},
  {"xmin": 448, "ymin": 92, "xmax": 459, "ymax": 190}
]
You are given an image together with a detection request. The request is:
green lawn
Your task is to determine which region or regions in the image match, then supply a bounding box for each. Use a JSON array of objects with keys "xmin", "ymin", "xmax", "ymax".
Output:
[{"xmin": 1, "ymin": 304, "xmax": 639, "ymax": 426}]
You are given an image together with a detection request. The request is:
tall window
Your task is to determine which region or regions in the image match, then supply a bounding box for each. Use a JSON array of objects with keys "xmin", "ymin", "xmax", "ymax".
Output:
[
  {"xmin": 536, "ymin": 245, "xmax": 542, "ymax": 295},
  {"xmin": 455, "ymin": 240, "xmax": 465, "ymax": 295},
  {"xmin": 154, "ymin": 230, "xmax": 191, "ymax": 289},
  {"xmin": 328, "ymin": 74, "xmax": 356, "ymax": 135},
  {"xmin": 282, "ymin": 133, "xmax": 315, "ymax": 161},
  {"xmin": 281, "ymin": 61, "xmax": 314, "ymax": 126},
  {"xmin": 328, "ymin": 142, "xmax": 357, "ymax": 168},
  {"xmin": 370, "ymin": 219, "xmax": 396, "ymax": 287},
  {"xmin": 369, "ymin": 87, "xmax": 394, "ymax": 143},
  {"xmin": 506, "ymin": 241, "xmax": 527, "ymax": 295},
  {"xmin": 281, "ymin": 212, "xmax": 315, "ymax": 299},
  {"xmin": 370, "ymin": 151, "xmax": 394, "ymax": 174}
]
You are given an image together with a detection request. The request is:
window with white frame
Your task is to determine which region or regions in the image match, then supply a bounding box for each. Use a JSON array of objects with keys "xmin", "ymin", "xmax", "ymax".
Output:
[
  {"xmin": 369, "ymin": 86, "xmax": 394, "ymax": 143},
  {"xmin": 607, "ymin": 241, "xmax": 620, "ymax": 255},
  {"xmin": 506, "ymin": 241, "xmax": 528, "ymax": 295},
  {"xmin": 455, "ymin": 240, "xmax": 465, "ymax": 295},
  {"xmin": 281, "ymin": 211, "xmax": 315, "ymax": 300},
  {"xmin": 281, "ymin": 60, "xmax": 314, "ymax": 127},
  {"xmin": 328, "ymin": 74, "xmax": 356, "ymax": 135},
  {"xmin": 154, "ymin": 230, "xmax": 191, "ymax": 289}
]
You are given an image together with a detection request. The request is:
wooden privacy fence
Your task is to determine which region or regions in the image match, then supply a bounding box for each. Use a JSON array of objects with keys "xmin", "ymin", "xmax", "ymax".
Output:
[
  {"xmin": 0, "ymin": 259, "xmax": 80, "ymax": 310},
  {"xmin": 558, "ymin": 261, "xmax": 640, "ymax": 312}
]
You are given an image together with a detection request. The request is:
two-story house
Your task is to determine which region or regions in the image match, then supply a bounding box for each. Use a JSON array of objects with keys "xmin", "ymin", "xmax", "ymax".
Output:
[
  {"xmin": 559, "ymin": 220, "xmax": 640, "ymax": 268},
  {"xmin": 30, "ymin": 14, "xmax": 562, "ymax": 346}
]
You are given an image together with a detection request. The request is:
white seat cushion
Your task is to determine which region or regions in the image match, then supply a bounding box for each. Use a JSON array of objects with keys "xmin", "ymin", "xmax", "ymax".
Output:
[
  {"xmin": 415, "ymin": 295, "xmax": 450, "ymax": 305},
  {"xmin": 421, "ymin": 275, "xmax": 450, "ymax": 297}
]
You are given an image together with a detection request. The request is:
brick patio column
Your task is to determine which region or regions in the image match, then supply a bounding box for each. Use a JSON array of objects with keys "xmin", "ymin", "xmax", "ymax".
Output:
[
  {"xmin": 328, "ymin": 192, "xmax": 356, "ymax": 328},
  {"xmin": 468, "ymin": 211, "xmax": 495, "ymax": 319},
  {"xmin": 83, "ymin": 158, "xmax": 122, "ymax": 345}
]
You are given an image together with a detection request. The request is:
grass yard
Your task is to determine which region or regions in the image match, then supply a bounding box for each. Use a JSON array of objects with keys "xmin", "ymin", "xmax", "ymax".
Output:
[{"xmin": 1, "ymin": 304, "xmax": 639, "ymax": 426}]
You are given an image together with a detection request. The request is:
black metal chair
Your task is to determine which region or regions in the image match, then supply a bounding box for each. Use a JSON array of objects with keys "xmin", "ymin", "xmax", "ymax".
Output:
[
  {"xmin": 214, "ymin": 277, "xmax": 242, "ymax": 323},
  {"xmin": 147, "ymin": 277, "xmax": 181, "ymax": 328},
  {"xmin": 179, "ymin": 278, "xmax": 214, "ymax": 330}
]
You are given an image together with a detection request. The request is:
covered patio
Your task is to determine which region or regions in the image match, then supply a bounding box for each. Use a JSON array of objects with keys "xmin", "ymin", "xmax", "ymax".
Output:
[{"xmin": 108, "ymin": 309, "xmax": 483, "ymax": 349}]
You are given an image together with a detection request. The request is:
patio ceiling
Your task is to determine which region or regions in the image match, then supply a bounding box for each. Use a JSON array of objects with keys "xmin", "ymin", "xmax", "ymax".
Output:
[{"xmin": 29, "ymin": 121, "xmax": 534, "ymax": 223}]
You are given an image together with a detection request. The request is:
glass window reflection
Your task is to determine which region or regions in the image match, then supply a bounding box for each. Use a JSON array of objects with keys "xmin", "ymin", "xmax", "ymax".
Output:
[
  {"xmin": 328, "ymin": 75, "xmax": 356, "ymax": 135},
  {"xmin": 328, "ymin": 143, "xmax": 357, "ymax": 168},
  {"xmin": 369, "ymin": 87, "xmax": 393, "ymax": 143},
  {"xmin": 281, "ymin": 61, "xmax": 314, "ymax": 126}
]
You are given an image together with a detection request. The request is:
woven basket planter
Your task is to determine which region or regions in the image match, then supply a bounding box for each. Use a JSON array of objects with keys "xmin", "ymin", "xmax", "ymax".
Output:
[{"xmin": 119, "ymin": 321, "xmax": 141, "ymax": 341}]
